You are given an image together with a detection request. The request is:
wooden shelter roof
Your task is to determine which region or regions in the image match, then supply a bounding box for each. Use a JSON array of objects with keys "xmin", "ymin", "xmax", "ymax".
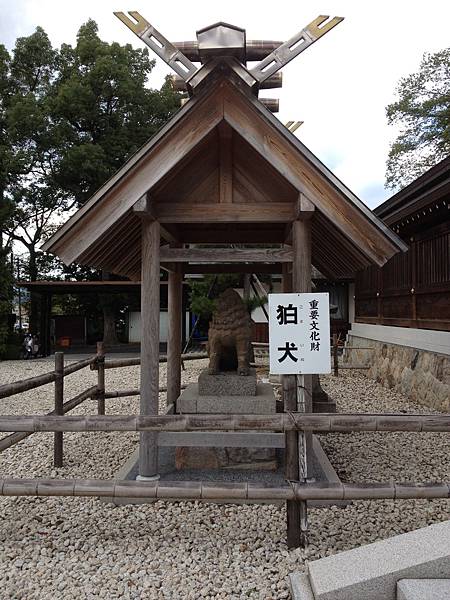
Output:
[{"xmin": 43, "ymin": 67, "xmax": 407, "ymax": 280}]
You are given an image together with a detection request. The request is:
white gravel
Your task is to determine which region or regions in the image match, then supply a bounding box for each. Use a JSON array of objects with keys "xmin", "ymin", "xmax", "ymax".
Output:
[{"xmin": 0, "ymin": 359, "xmax": 448, "ymax": 599}]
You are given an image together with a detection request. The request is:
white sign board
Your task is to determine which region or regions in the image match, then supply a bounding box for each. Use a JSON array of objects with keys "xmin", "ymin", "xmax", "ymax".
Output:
[{"xmin": 268, "ymin": 292, "xmax": 331, "ymax": 375}]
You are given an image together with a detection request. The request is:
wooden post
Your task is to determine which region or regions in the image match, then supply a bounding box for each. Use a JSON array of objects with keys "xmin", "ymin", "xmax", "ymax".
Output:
[
  {"xmin": 290, "ymin": 214, "xmax": 313, "ymax": 548},
  {"xmin": 333, "ymin": 333, "xmax": 339, "ymax": 376},
  {"xmin": 53, "ymin": 352, "xmax": 64, "ymax": 467},
  {"xmin": 167, "ymin": 263, "xmax": 182, "ymax": 407},
  {"xmin": 96, "ymin": 342, "xmax": 105, "ymax": 415},
  {"xmin": 139, "ymin": 218, "xmax": 161, "ymax": 478}
]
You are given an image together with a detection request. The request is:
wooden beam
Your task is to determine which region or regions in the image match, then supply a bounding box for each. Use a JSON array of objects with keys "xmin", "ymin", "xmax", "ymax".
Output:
[
  {"xmin": 139, "ymin": 219, "xmax": 160, "ymax": 478},
  {"xmin": 133, "ymin": 196, "xmax": 180, "ymax": 244},
  {"xmin": 160, "ymin": 247, "xmax": 292, "ymax": 263},
  {"xmin": 218, "ymin": 122, "xmax": 233, "ymax": 203},
  {"xmin": 154, "ymin": 202, "xmax": 295, "ymax": 223},
  {"xmin": 182, "ymin": 264, "xmax": 283, "ymax": 274},
  {"xmin": 180, "ymin": 229, "xmax": 286, "ymax": 244},
  {"xmin": 222, "ymin": 83, "xmax": 403, "ymax": 265},
  {"xmin": 47, "ymin": 89, "xmax": 224, "ymax": 265},
  {"xmin": 295, "ymin": 193, "xmax": 315, "ymax": 220}
]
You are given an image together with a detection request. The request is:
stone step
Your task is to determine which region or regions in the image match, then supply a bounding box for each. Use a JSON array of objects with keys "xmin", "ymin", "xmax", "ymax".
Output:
[
  {"xmin": 397, "ymin": 579, "xmax": 450, "ymax": 600},
  {"xmin": 290, "ymin": 520, "xmax": 450, "ymax": 600}
]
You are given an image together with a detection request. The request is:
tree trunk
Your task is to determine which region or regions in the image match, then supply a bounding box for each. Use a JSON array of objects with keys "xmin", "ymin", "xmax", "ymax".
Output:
[
  {"xmin": 28, "ymin": 249, "xmax": 39, "ymax": 334},
  {"xmin": 102, "ymin": 304, "xmax": 119, "ymax": 346}
]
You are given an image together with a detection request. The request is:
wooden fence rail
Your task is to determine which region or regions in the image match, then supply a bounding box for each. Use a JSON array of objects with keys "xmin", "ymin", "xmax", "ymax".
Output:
[
  {"xmin": 0, "ymin": 355, "xmax": 97, "ymax": 399},
  {"xmin": 104, "ymin": 384, "xmax": 187, "ymax": 399},
  {"xmin": 0, "ymin": 413, "xmax": 449, "ymax": 433},
  {"xmin": 0, "ymin": 478, "xmax": 448, "ymax": 501},
  {"xmin": 0, "ymin": 386, "xmax": 98, "ymax": 452},
  {"xmin": 93, "ymin": 352, "xmax": 208, "ymax": 370}
]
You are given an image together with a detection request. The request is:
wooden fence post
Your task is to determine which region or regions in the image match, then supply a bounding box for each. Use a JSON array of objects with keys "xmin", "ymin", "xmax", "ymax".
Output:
[
  {"xmin": 96, "ymin": 342, "xmax": 105, "ymax": 415},
  {"xmin": 53, "ymin": 352, "xmax": 64, "ymax": 467},
  {"xmin": 333, "ymin": 333, "xmax": 339, "ymax": 376}
]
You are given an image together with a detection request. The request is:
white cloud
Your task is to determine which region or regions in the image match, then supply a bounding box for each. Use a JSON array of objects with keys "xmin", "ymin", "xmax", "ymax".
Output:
[{"xmin": 4, "ymin": 0, "xmax": 450, "ymax": 207}]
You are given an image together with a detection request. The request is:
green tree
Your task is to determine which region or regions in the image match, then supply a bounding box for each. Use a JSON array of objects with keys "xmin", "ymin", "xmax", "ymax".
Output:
[
  {"xmin": 50, "ymin": 20, "xmax": 180, "ymax": 343},
  {"xmin": 52, "ymin": 19, "xmax": 180, "ymax": 205},
  {"xmin": 386, "ymin": 48, "xmax": 450, "ymax": 190},
  {"xmin": 3, "ymin": 21, "xmax": 180, "ymax": 341}
]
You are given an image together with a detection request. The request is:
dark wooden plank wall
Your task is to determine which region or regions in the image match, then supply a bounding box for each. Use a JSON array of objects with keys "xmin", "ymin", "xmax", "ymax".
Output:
[{"xmin": 355, "ymin": 225, "xmax": 450, "ymax": 331}]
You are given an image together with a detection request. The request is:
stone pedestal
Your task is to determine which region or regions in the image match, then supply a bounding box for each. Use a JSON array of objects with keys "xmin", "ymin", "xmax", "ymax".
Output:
[
  {"xmin": 198, "ymin": 369, "xmax": 257, "ymax": 396},
  {"xmin": 175, "ymin": 370, "xmax": 277, "ymax": 471},
  {"xmin": 176, "ymin": 382, "xmax": 276, "ymax": 414}
]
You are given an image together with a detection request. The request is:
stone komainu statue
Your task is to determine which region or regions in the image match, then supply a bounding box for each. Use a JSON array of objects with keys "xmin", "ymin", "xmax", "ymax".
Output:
[{"xmin": 207, "ymin": 288, "xmax": 252, "ymax": 376}]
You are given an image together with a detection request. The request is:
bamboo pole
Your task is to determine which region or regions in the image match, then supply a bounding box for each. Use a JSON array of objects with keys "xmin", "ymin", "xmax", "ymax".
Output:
[
  {"xmin": 1, "ymin": 412, "xmax": 448, "ymax": 434},
  {"xmin": 96, "ymin": 342, "xmax": 105, "ymax": 416},
  {"xmin": 63, "ymin": 356, "xmax": 97, "ymax": 376},
  {"xmin": 0, "ymin": 386, "xmax": 98, "ymax": 452},
  {"xmin": 91, "ymin": 353, "xmax": 208, "ymax": 371},
  {"xmin": 0, "ymin": 479, "xmax": 448, "ymax": 502},
  {"xmin": 0, "ymin": 372, "xmax": 57, "ymax": 399},
  {"xmin": 0, "ymin": 356, "xmax": 96, "ymax": 400},
  {"xmin": 103, "ymin": 383, "xmax": 187, "ymax": 399},
  {"xmin": 54, "ymin": 352, "xmax": 64, "ymax": 467}
]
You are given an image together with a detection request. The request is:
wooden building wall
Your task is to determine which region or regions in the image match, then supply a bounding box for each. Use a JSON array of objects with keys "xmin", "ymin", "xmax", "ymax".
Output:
[{"xmin": 355, "ymin": 222, "xmax": 450, "ymax": 331}]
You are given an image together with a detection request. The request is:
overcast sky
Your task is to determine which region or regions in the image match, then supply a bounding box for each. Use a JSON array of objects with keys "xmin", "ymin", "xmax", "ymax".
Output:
[{"xmin": 1, "ymin": 0, "xmax": 449, "ymax": 208}]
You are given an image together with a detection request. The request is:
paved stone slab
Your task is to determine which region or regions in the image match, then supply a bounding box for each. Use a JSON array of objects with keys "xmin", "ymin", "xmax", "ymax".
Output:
[
  {"xmin": 307, "ymin": 520, "xmax": 450, "ymax": 600},
  {"xmin": 397, "ymin": 579, "xmax": 450, "ymax": 600},
  {"xmin": 198, "ymin": 369, "xmax": 257, "ymax": 396},
  {"xmin": 176, "ymin": 383, "xmax": 276, "ymax": 414}
]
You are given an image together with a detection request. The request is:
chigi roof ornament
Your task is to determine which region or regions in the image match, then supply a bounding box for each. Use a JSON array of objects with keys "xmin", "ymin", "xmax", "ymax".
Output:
[{"xmin": 114, "ymin": 12, "xmax": 343, "ymax": 112}]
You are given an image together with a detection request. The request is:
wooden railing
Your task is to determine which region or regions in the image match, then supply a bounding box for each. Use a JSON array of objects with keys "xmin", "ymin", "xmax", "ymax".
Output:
[
  {"xmin": 0, "ymin": 346, "xmax": 207, "ymax": 465},
  {"xmin": 2, "ymin": 347, "xmax": 449, "ymax": 546}
]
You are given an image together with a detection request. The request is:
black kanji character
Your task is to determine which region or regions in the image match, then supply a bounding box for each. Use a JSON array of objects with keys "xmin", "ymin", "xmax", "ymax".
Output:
[
  {"xmin": 276, "ymin": 303, "xmax": 298, "ymax": 325},
  {"xmin": 310, "ymin": 342, "xmax": 320, "ymax": 351},
  {"xmin": 277, "ymin": 342, "xmax": 298, "ymax": 362},
  {"xmin": 310, "ymin": 331, "xmax": 320, "ymax": 341}
]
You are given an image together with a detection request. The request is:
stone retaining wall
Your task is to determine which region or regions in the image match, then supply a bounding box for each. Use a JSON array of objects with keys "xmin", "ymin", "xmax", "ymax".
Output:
[{"xmin": 344, "ymin": 336, "xmax": 450, "ymax": 412}]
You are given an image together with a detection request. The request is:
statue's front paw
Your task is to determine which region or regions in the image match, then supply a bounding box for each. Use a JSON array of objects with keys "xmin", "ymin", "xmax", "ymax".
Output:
[
  {"xmin": 238, "ymin": 367, "xmax": 249, "ymax": 376},
  {"xmin": 209, "ymin": 367, "xmax": 218, "ymax": 375}
]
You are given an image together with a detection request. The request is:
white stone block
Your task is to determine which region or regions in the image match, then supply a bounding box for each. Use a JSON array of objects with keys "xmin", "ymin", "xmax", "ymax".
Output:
[{"xmin": 306, "ymin": 521, "xmax": 450, "ymax": 600}]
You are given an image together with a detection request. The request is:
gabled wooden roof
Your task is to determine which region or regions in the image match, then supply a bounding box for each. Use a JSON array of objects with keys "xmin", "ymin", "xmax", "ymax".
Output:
[{"xmin": 43, "ymin": 70, "xmax": 407, "ymax": 280}]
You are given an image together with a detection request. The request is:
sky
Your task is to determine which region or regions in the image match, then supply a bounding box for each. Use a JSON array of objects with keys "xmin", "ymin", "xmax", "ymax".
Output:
[{"xmin": 1, "ymin": 0, "xmax": 449, "ymax": 209}]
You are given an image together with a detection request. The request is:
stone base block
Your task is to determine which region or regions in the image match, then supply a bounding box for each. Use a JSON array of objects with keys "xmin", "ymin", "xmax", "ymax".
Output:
[
  {"xmin": 175, "ymin": 446, "xmax": 277, "ymax": 471},
  {"xmin": 198, "ymin": 369, "xmax": 257, "ymax": 396},
  {"xmin": 176, "ymin": 383, "xmax": 276, "ymax": 414}
]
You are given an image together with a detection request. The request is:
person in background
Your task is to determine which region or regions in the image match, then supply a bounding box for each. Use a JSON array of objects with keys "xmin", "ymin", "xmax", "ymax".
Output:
[{"xmin": 32, "ymin": 335, "xmax": 40, "ymax": 358}]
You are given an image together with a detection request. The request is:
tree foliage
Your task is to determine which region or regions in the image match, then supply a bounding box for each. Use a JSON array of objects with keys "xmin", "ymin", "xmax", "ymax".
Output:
[
  {"xmin": 386, "ymin": 48, "xmax": 450, "ymax": 190},
  {"xmin": 1, "ymin": 21, "xmax": 180, "ymax": 335}
]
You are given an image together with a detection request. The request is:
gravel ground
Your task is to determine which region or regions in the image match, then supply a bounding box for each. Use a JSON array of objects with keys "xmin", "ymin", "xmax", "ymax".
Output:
[{"xmin": 0, "ymin": 359, "xmax": 448, "ymax": 599}]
